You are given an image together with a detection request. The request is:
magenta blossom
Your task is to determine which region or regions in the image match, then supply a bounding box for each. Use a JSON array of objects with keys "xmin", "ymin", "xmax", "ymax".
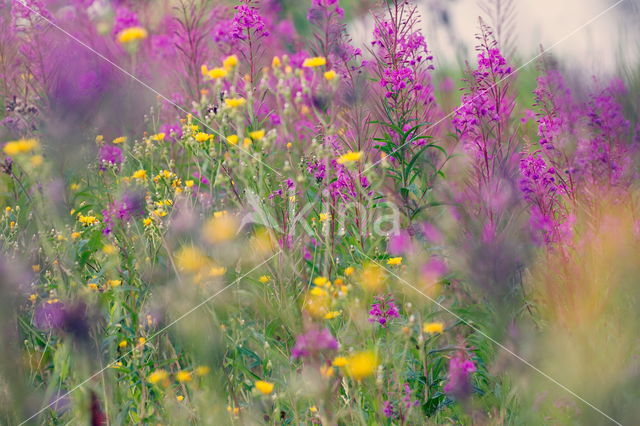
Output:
[
  {"xmin": 291, "ymin": 328, "xmax": 338, "ymax": 359},
  {"xmin": 368, "ymin": 294, "xmax": 400, "ymax": 327},
  {"xmin": 444, "ymin": 353, "xmax": 477, "ymax": 399}
]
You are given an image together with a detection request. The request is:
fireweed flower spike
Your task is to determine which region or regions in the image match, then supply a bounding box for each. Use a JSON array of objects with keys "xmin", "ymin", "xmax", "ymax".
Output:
[{"xmin": 368, "ymin": 294, "xmax": 400, "ymax": 327}]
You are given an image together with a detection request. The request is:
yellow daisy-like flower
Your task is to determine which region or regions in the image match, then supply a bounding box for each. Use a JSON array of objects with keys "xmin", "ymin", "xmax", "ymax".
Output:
[
  {"xmin": 118, "ymin": 340, "xmax": 127, "ymax": 348},
  {"xmin": 318, "ymin": 213, "xmax": 330, "ymax": 222},
  {"xmin": 185, "ymin": 180, "xmax": 195, "ymax": 188},
  {"xmin": 71, "ymin": 232, "xmax": 81, "ymax": 240},
  {"xmin": 254, "ymin": 380, "xmax": 274, "ymax": 395},
  {"xmin": 302, "ymin": 56, "xmax": 327, "ymax": 68},
  {"xmin": 143, "ymin": 217, "xmax": 153, "ymax": 227},
  {"xmin": 147, "ymin": 369, "xmax": 169, "ymax": 385},
  {"xmin": 226, "ymin": 134, "xmax": 239, "ymax": 145},
  {"xmin": 78, "ymin": 214, "xmax": 98, "ymax": 225},
  {"xmin": 107, "ymin": 279, "xmax": 122, "ymax": 287},
  {"xmin": 258, "ymin": 275, "xmax": 270, "ymax": 283},
  {"xmin": 249, "ymin": 129, "xmax": 265, "ymax": 140},
  {"xmin": 313, "ymin": 276, "xmax": 329, "ymax": 286},
  {"xmin": 195, "ymin": 366, "xmax": 210, "ymax": 376},
  {"xmin": 175, "ymin": 371, "xmax": 192, "ymax": 383},
  {"xmin": 206, "ymin": 67, "xmax": 228, "ymax": 80},
  {"xmin": 320, "ymin": 365, "xmax": 334, "ymax": 378},
  {"xmin": 336, "ymin": 151, "xmax": 363, "ymax": 165},
  {"xmin": 117, "ymin": 26, "xmax": 148, "ymax": 44},
  {"xmin": 324, "ymin": 70, "xmax": 337, "ymax": 80},
  {"xmin": 209, "ymin": 266, "xmax": 227, "ymax": 276},
  {"xmin": 423, "ymin": 322, "xmax": 444, "ymax": 334},
  {"xmin": 344, "ymin": 266, "xmax": 355, "ymax": 276},
  {"xmin": 112, "ymin": 136, "xmax": 126, "ymax": 144},
  {"xmin": 175, "ymin": 246, "xmax": 208, "ymax": 273},
  {"xmin": 344, "ymin": 351, "xmax": 378, "ymax": 380},
  {"xmin": 3, "ymin": 138, "xmax": 39, "ymax": 156},
  {"xmin": 132, "ymin": 169, "xmax": 147, "ymax": 180},
  {"xmin": 272, "ymin": 56, "xmax": 281, "ymax": 68},
  {"xmin": 223, "ymin": 55, "xmax": 238, "ymax": 70},
  {"xmin": 387, "ymin": 257, "xmax": 403, "ymax": 266},
  {"xmin": 324, "ymin": 310, "xmax": 341, "ymax": 319},
  {"xmin": 194, "ymin": 132, "xmax": 212, "ymax": 143},
  {"xmin": 332, "ymin": 356, "xmax": 348, "ymax": 367},
  {"xmin": 149, "ymin": 133, "xmax": 165, "ymax": 142},
  {"xmin": 224, "ymin": 97, "xmax": 246, "ymax": 108}
]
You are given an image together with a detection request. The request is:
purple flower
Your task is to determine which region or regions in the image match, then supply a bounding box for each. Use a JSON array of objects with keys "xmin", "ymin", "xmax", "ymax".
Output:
[
  {"xmin": 291, "ymin": 328, "xmax": 338, "ymax": 359},
  {"xmin": 102, "ymin": 191, "xmax": 146, "ymax": 234},
  {"xmin": 368, "ymin": 294, "xmax": 400, "ymax": 327},
  {"xmin": 231, "ymin": 0, "xmax": 269, "ymax": 41},
  {"xmin": 444, "ymin": 353, "xmax": 476, "ymax": 399},
  {"xmin": 98, "ymin": 145, "xmax": 123, "ymax": 169},
  {"xmin": 112, "ymin": 6, "xmax": 140, "ymax": 38}
]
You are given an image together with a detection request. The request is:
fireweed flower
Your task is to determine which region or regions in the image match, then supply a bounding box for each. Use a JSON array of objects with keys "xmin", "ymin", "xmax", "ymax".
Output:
[
  {"xmin": 291, "ymin": 328, "xmax": 338, "ymax": 359},
  {"xmin": 444, "ymin": 353, "xmax": 477, "ymax": 399},
  {"xmin": 102, "ymin": 191, "xmax": 146, "ymax": 235},
  {"xmin": 98, "ymin": 145, "xmax": 123, "ymax": 169},
  {"xmin": 231, "ymin": 0, "xmax": 269, "ymax": 41},
  {"xmin": 368, "ymin": 294, "xmax": 400, "ymax": 327}
]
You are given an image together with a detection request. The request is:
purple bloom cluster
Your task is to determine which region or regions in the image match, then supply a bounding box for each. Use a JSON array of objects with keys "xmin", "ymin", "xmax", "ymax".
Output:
[
  {"xmin": 99, "ymin": 145, "xmax": 124, "ymax": 169},
  {"xmin": 368, "ymin": 294, "xmax": 400, "ymax": 327},
  {"xmin": 291, "ymin": 328, "xmax": 338, "ymax": 359},
  {"xmin": 231, "ymin": 0, "xmax": 269, "ymax": 41},
  {"xmin": 382, "ymin": 383, "xmax": 418, "ymax": 420},
  {"xmin": 444, "ymin": 354, "xmax": 476, "ymax": 399},
  {"xmin": 112, "ymin": 6, "xmax": 140, "ymax": 38},
  {"xmin": 102, "ymin": 191, "xmax": 146, "ymax": 234}
]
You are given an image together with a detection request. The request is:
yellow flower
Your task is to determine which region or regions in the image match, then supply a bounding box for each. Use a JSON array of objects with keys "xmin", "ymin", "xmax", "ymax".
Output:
[
  {"xmin": 143, "ymin": 217, "xmax": 153, "ymax": 227},
  {"xmin": 117, "ymin": 26, "xmax": 148, "ymax": 44},
  {"xmin": 195, "ymin": 132, "xmax": 212, "ymax": 143},
  {"xmin": 313, "ymin": 276, "xmax": 329, "ymax": 286},
  {"xmin": 318, "ymin": 213, "xmax": 329, "ymax": 222},
  {"xmin": 324, "ymin": 310, "xmax": 341, "ymax": 319},
  {"xmin": 71, "ymin": 232, "xmax": 81, "ymax": 240},
  {"xmin": 87, "ymin": 283, "xmax": 98, "ymax": 291},
  {"xmin": 95, "ymin": 135, "xmax": 104, "ymax": 143},
  {"xmin": 249, "ymin": 129, "xmax": 265, "ymax": 140},
  {"xmin": 206, "ymin": 67, "xmax": 228, "ymax": 79},
  {"xmin": 243, "ymin": 137, "xmax": 252, "ymax": 147},
  {"xmin": 175, "ymin": 246, "xmax": 208, "ymax": 273},
  {"xmin": 272, "ymin": 56, "xmax": 281, "ymax": 68},
  {"xmin": 203, "ymin": 214, "xmax": 238, "ymax": 243},
  {"xmin": 78, "ymin": 214, "xmax": 98, "ymax": 225},
  {"xmin": 3, "ymin": 138, "xmax": 39, "ymax": 155},
  {"xmin": 302, "ymin": 56, "xmax": 327, "ymax": 68},
  {"xmin": 223, "ymin": 55, "xmax": 238, "ymax": 70},
  {"xmin": 185, "ymin": 180, "xmax": 195, "ymax": 188},
  {"xmin": 224, "ymin": 97, "xmax": 246, "ymax": 108},
  {"xmin": 150, "ymin": 133, "xmax": 165, "ymax": 142},
  {"xmin": 324, "ymin": 70, "xmax": 337, "ymax": 80},
  {"xmin": 332, "ymin": 356, "xmax": 348, "ymax": 367},
  {"xmin": 176, "ymin": 371, "xmax": 192, "ymax": 383},
  {"xmin": 387, "ymin": 257, "xmax": 403, "ymax": 265},
  {"xmin": 30, "ymin": 155, "xmax": 43, "ymax": 166},
  {"xmin": 254, "ymin": 380, "xmax": 274, "ymax": 394},
  {"xmin": 320, "ymin": 365, "xmax": 334, "ymax": 378},
  {"xmin": 359, "ymin": 263, "xmax": 385, "ymax": 292},
  {"xmin": 102, "ymin": 244, "xmax": 116, "ymax": 255},
  {"xmin": 132, "ymin": 169, "xmax": 147, "ymax": 180},
  {"xmin": 107, "ymin": 279, "xmax": 122, "ymax": 287},
  {"xmin": 195, "ymin": 366, "xmax": 210, "ymax": 376},
  {"xmin": 344, "ymin": 351, "xmax": 378, "ymax": 380},
  {"xmin": 209, "ymin": 266, "xmax": 227, "ymax": 276},
  {"xmin": 423, "ymin": 322, "xmax": 444, "ymax": 334},
  {"xmin": 258, "ymin": 275, "xmax": 270, "ymax": 283},
  {"xmin": 336, "ymin": 151, "xmax": 363, "ymax": 165},
  {"xmin": 69, "ymin": 183, "xmax": 80, "ymax": 191},
  {"xmin": 28, "ymin": 293, "xmax": 37, "ymax": 303},
  {"xmin": 147, "ymin": 369, "xmax": 169, "ymax": 385},
  {"xmin": 226, "ymin": 134, "xmax": 239, "ymax": 145},
  {"xmin": 176, "ymin": 395, "xmax": 184, "ymax": 402},
  {"xmin": 344, "ymin": 266, "xmax": 355, "ymax": 276},
  {"xmin": 118, "ymin": 340, "xmax": 127, "ymax": 348},
  {"xmin": 112, "ymin": 136, "xmax": 126, "ymax": 144}
]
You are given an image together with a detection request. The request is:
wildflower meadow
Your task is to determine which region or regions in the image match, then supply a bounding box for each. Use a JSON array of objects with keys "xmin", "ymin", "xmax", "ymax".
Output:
[{"xmin": 1, "ymin": 0, "xmax": 640, "ymax": 424}]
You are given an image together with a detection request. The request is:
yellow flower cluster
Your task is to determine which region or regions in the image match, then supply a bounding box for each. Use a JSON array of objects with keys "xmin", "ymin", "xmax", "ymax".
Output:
[
  {"xmin": 337, "ymin": 151, "xmax": 363, "ymax": 165},
  {"xmin": 302, "ymin": 56, "xmax": 327, "ymax": 68},
  {"xmin": 3, "ymin": 138, "xmax": 39, "ymax": 156}
]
